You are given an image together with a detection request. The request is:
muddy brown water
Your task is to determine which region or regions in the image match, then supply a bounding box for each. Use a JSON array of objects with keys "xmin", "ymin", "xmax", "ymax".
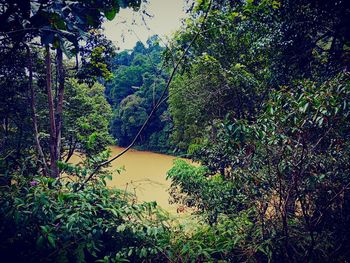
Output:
[{"xmin": 71, "ymin": 146, "xmax": 187, "ymax": 213}]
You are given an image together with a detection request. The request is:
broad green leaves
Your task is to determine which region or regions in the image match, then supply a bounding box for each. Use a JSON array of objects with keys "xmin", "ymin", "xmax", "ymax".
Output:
[
  {"xmin": 167, "ymin": 72, "xmax": 350, "ymax": 261},
  {"xmin": 0, "ymin": 0, "xmax": 143, "ymax": 56},
  {"xmin": 0, "ymin": 171, "xmax": 169, "ymax": 261}
]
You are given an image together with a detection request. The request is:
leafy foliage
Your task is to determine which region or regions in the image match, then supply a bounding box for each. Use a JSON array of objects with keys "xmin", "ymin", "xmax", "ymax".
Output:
[
  {"xmin": 0, "ymin": 169, "xmax": 170, "ymax": 262},
  {"xmin": 77, "ymin": 31, "xmax": 116, "ymax": 86},
  {"xmin": 0, "ymin": 50, "xmax": 113, "ymax": 172},
  {"xmin": 168, "ymin": 73, "xmax": 350, "ymax": 261},
  {"xmin": 165, "ymin": 1, "xmax": 350, "ymax": 261},
  {"xmin": 168, "ymin": 0, "xmax": 275, "ymax": 152},
  {"xmin": 63, "ymin": 79, "xmax": 114, "ymax": 160},
  {"xmin": 1, "ymin": 0, "xmax": 350, "ymax": 262},
  {"xmin": 106, "ymin": 37, "xmax": 173, "ymax": 153},
  {"xmin": 0, "ymin": 0, "xmax": 143, "ymax": 55}
]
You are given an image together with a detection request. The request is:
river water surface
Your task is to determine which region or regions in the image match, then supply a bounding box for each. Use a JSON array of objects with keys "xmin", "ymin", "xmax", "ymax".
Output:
[{"xmin": 74, "ymin": 146, "xmax": 181, "ymax": 213}]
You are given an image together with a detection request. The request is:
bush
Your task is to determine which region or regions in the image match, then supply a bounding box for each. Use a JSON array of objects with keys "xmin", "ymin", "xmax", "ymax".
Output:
[
  {"xmin": 0, "ymin": 171, "xmax": 170, "ymax": 262},
  {"xmin": 167, "ymin": 73, "xmax": 350, "ymax": 262}
]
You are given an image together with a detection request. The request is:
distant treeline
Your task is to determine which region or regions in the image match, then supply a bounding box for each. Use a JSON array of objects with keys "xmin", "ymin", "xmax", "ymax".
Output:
[{"xmin": 105, "ymin": 36, "xmax": 173, "ymax": 154}]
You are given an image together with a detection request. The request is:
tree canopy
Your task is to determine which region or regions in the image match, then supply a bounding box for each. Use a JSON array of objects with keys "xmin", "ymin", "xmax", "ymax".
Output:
[
  {"xmin": 105, "ymin": 37, "xmax": 173, "ymax": 152},
  {"xmin": 1, "ymin": 0, "xmax": 350, "ymax": 262}
]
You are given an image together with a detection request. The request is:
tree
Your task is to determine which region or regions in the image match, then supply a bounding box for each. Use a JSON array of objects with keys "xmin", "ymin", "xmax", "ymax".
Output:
[
  {"xmin": 62, "ymin": 79, "xmax": 113, "ymax": 161},
  {"xmin": 106, "ymin": 37, "xmax": 172, "ymax": 152},
  {"xmin": 165, "ymin": 0, "xmax": 350, "ymax": 261},
  {"xmin": 0, "ymin": 0, "xmax": 143, "ymax": 177},
  {"xmin": 77, "ymin": 30, "xmax": 116, "ymax": 86},
  {"xmin": 167, "ymin": 1, "xmax": 274, "ymax": 151},
  {"xmin": 0, "ymin": 47, "xmax": 113, "ymax": 175},
  {"xmin": 168, "ymin": 73, "xmax": 350, "ymax": 261}
]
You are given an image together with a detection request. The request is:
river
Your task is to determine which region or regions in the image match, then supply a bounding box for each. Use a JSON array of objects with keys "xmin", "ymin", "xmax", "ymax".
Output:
[{"xmin": 72, "ymin": 146, "xmax": 182, "ymax": 213}]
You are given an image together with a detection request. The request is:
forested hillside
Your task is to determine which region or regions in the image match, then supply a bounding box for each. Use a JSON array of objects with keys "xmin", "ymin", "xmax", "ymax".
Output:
[
  {"xmin": 1, "ymin": 0, "xmax": 350, "ymax": 262},
  {"xmin": 105, "ymin": 37, "xmax": 173, "ymax": 153}
]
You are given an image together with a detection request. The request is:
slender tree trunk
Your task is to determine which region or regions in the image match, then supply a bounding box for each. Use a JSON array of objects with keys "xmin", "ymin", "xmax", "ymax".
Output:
[
  {"xmin": 45, "ymin": 45, "xmax": 59, "ymax": 178},
  {"xmin": 56, "ymin": 47, "xmax": 65, "ymax": 162},
  {"xmin": 26, "ymin": 44, "xmax": 49, "ymax": 176}
]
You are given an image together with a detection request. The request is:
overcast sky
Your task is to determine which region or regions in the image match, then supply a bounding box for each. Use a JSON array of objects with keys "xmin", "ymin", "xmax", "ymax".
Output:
[{"xmin": 103, "ymin": 0, "xmax": 189, "ymax": 51}]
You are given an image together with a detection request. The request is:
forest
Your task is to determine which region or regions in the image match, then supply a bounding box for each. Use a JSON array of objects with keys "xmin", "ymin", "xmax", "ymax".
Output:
[{"xmin": 0, "ymin": 0, "xmax": 350, "ymax": 262}]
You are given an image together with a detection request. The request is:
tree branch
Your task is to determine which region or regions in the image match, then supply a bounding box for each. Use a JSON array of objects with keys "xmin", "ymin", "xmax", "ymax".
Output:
[{"xmin": 78, "ymin": 0, "xmax": 213, "ymax": 190}]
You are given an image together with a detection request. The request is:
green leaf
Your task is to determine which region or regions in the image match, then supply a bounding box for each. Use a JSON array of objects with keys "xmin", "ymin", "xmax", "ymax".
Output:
[
  {"xmin": 104, "ymin": 7, "xmax": 118, "ymax": 21},
  {"xmin": 117, "ymin": 224, "xmax": 126, "ymax": 232},
  {"xmin": 128, "ymin": 248, "xmax": 133, "ymax": 257},
  {"xmin": 55, "ymin": 214, "xmax": 64, "ymax": 220},
  {"xmin": 54, "ymin": 18, "xmax": 67, "ymax": 30},
  {"xmin": 36, "ymin": 236, "xmax": 44, "ymax": 248},
  {"xmin": 299, "ymin": 102, "xmax": 309, "ymax": 113},
  {"xmin": 48, "ymin": 235, "xmax": 56, "ymax": 248},
  {"xmin": 60, "ymin": 39, "xmax": 77, "ymax": 59},
  {"xmin": 40, "ymin": 225, "xmax": 49, "ymax": 234},
  {"xmin": 267, "ymin": 105, "xmax": 274, "ymax": 115}
]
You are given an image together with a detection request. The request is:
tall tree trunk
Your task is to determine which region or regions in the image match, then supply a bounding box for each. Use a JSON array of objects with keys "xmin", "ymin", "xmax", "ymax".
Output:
[
  {"xmin": 56, "ymin": 48, "xmax": 65, "ymax": 162},
  {"xmin": 26, "ymin": 44, "xmax": 49, "ymax": 176},
  {"xmin": 45, "ymin": 45, "xmax": 58, "ymax": 178}
]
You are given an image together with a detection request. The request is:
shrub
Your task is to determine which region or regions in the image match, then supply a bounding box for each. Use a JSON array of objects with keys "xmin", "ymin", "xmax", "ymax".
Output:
[
  {"xmin": 167, "ymin": 73, "xmax": 350, "ymax": 262},
  {"xmin": 0, "ymin": 170, "xmax": 170, "ymax": 262}
]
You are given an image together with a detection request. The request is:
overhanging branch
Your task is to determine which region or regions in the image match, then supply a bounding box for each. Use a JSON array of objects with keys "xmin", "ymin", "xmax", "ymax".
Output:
[{"xmin": 78, "ymin": 0, "xmax": 213, "ymax": 190}]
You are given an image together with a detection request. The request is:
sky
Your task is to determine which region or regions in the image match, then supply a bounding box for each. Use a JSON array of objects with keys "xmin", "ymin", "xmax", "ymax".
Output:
[{"xmin": 103, "ymin": 0, "xmax": 190, "ymax": 51}]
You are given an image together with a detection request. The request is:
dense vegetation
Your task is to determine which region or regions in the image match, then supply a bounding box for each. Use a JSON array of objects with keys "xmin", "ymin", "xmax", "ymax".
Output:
[
  {"xmin": 1, "ymin": 0, "xmax": 350, "ymax": 262},
  {"xmin": 105, "ymin": 38, "xmax": 173, "ymax": 153},
  {"xmin": 166, "ymin": 0, "xmax": 350, "ymax": 261}
]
